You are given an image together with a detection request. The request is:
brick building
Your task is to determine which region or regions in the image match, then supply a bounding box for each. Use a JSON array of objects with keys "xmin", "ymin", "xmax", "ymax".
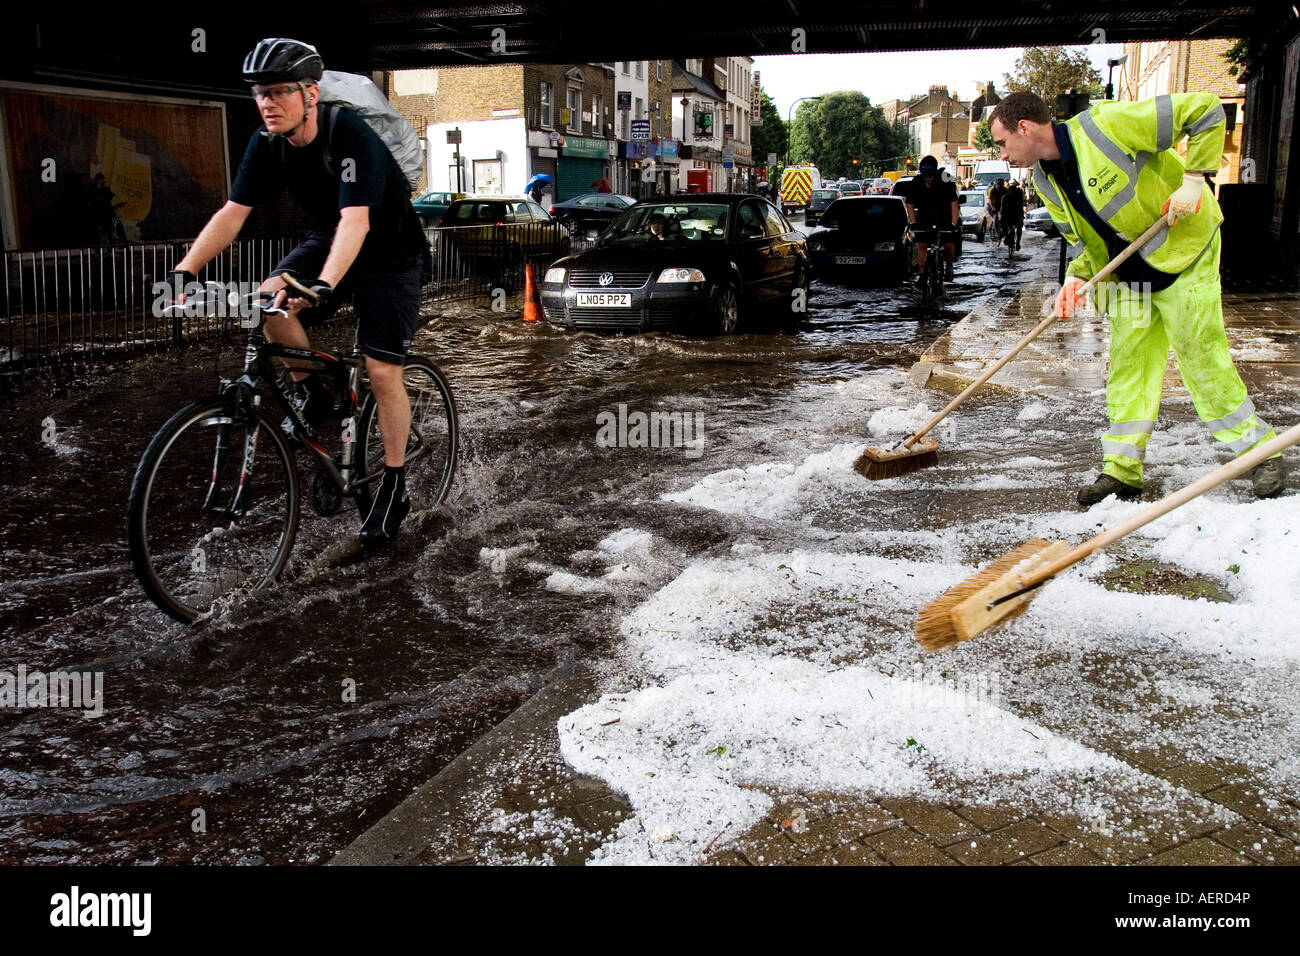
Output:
[
  {"xmin": 1116, "ymin": 39, "xmax": 1246, "ymax": 188},
  {"xmin": 388, "ymin": 64, "xmax": 616, "ymax": 201}
]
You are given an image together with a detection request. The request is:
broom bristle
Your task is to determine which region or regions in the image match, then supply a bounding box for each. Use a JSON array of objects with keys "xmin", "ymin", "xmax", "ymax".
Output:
[
  {"xmin": 915, "ymin": 539, "xmax": 1055, "ymax": 653},
  {"xmin": 853, "ymin": 436, "xmax": 941, "ymax": 480}
]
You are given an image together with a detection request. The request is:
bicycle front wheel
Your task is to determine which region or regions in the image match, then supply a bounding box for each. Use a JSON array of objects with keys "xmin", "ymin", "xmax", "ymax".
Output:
[
  {"xmin": 126, "ymin": 398, "xmax": 300, "ymax": 623},
  {"xmin": 355, "ymin": 355, "xmax": 459, "ymax": 516}
]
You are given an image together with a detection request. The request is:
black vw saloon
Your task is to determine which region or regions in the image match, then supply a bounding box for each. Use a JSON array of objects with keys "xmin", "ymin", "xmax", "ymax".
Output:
[{"xmin": 539, "ymin": 194, "xmax": 810, "ymax": 334}]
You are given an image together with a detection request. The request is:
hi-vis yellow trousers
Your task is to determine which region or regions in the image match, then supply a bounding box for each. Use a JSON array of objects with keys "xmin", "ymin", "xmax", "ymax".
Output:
[{"xmin": 1094, "ymin": 231, "xmax": 1278, "ymax": 486}]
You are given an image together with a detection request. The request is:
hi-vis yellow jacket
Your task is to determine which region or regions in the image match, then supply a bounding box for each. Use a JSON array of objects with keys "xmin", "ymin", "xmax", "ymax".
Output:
[{"xmin": 1033, "ymin": 92, "xmax": 1226, "ymax": 283}]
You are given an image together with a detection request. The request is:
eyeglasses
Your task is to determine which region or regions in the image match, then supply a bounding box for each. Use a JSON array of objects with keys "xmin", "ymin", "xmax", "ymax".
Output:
[{"xmin": 250, "ymin": 83, "xmax": 304, "ymax": 102}]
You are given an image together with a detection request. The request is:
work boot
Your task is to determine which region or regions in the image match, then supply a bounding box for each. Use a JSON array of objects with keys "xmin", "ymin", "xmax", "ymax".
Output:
[
  {"xmin": 915, "ymin": 273, "xmax": 927, "ymax": 290},
  {"xmin": 360, "ymin": 466, "xmax": 411, "ymax": 547},
  {"xmin": 1252, "ymin": 456, "xmax": 1287, "ymax": 498},
  {"xmin": 944, "ymin": 261, "xmax": 954, "ymax": 281},
  {"xmin": 1077, "ymin": 472, "xmax": 1142, "ymax": 507}
]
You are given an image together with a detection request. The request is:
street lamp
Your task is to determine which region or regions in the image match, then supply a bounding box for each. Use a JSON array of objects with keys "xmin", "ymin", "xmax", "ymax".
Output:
[
  {"xmin": 784, "ymin": 95, "xmax": 823, "ymax": 171},
  {"xmin": 1106, "ymin": 54, "xmax": 1128, "ymax": 101}
]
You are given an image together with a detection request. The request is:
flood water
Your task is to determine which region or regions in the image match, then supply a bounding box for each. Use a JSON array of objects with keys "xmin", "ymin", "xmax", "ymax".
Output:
[{"xmin": 0, "ymin": 229, "xmax": 1056, "ymax": 863}]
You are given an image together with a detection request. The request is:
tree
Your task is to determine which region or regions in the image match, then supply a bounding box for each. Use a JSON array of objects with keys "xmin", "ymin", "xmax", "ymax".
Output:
[
  {"xmin": 787, "ymin": 91, "xmax": 910, "ymax": 177},
  {"xmin": 750, "ymin": 90, "xmax": 787, "ymax": 176},
  {"xmin": 1003, "ymin": 47, "xmax": 1103, "ymax": 106},
  {"xmin": 974, "ymin": 117, "xmax": 994, "ymax": 151}
]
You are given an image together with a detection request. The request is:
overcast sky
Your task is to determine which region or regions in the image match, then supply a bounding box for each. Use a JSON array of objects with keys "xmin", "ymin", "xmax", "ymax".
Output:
[{"xmin": 753, "ymin": 45, "xmax": 1127, "ymax": 118}]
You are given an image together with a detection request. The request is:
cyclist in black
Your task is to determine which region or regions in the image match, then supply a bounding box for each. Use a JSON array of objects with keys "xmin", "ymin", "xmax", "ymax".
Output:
[
  {"xmin": 165, "ymin": 38, "xmax": 427, "ymax": 546},
  {"xmin": 986, "ymin": 178, "xmax": 1008, "ymax": 238},
  {"xmin": 901, "ymin": 155, "xmax": 960, "ymax": 285},
  {"xmin": 1000, "ymin": 180, "xmax": 1025, "ymax": 250}
]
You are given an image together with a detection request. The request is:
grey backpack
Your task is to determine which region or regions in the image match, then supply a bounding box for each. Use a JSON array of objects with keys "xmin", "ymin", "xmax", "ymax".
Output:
[{"xmin": 316, "ymin": 70, "xmax": 423, "ymax": 192}]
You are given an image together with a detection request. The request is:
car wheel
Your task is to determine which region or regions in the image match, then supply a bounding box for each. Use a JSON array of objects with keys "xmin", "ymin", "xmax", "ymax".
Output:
[
  {"xmin": 710, "ymin": 282, "xmax": 740, "ymax": 335},
  {"xmin": 976, "ymin": 227, "xmax": 985, "ymax": 242}
]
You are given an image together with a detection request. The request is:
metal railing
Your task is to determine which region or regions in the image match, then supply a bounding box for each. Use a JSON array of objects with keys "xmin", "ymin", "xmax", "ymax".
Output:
[{"xmin": 2, "ymin": 221, "xmax": 588, "ymax": 386}]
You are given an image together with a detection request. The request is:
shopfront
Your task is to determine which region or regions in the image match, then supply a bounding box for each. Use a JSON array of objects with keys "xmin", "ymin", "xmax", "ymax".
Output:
[{"xmin": 557, "ymin": 134, "xmax": 611, "ymax": 201}]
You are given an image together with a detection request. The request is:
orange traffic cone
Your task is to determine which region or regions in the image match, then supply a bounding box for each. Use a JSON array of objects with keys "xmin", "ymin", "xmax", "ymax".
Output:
[{"xmin": 522, "ymin": 262, "xmax": 543, "ymax": 323}]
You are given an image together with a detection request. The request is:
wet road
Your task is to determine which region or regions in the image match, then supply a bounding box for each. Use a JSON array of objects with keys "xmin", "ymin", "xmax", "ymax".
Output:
[{"xmin": 0, "ymin": 226, "xmax": 1056, "ymax": 863}]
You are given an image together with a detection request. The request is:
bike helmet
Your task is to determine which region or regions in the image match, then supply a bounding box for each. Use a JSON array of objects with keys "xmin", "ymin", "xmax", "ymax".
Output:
[
  {"xmin": 918, "ymin": 155, "xmax": 939, "ymax": 175},
  {"xmin": 242, "ymin": 38, "xmax": 324, "ymax": 85}
]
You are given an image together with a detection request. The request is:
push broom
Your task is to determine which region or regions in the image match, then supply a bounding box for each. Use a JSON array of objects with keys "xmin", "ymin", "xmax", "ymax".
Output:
[
  {"xmin": 854, "ymin": 217, "xmax": 1170, "ymax": 480},
  {"xmin": 916, "ymin": 421, "xmax": 1299, "ymax": 653}
]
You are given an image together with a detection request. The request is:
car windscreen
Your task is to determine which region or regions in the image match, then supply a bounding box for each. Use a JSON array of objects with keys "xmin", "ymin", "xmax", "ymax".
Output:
[
  {"xmin": 602, "ymin": 204, "xmax": 731, "ymax": 243},
  {"xmin": 960, "ymin": 192, "xmax": 988, "ymax": 208},
  {"xmin": 823, "ymin": 200, "xmax": 906, "ymax": 235}
]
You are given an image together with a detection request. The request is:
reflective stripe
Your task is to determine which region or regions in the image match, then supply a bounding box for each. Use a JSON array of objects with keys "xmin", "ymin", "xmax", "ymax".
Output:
[
  {"xmin": 1078, "ymin": 111, "xmax": 1138, "ymax": 219},
  {"xmin": 1187, "ymin": 103, "xmax": 1227, "ymax": 138},
  {"xmin": 1135, "ymin": 150, "xmax": 1152, "ymax": 177},
  {"xmin": 1226, "ymin": 424, "xmax": 1270, "ymax": 455},
  {"xmin": 1106, "ymin": 419, "xmax": 1156, "ymax": 436},
  {"xmin": 1034, "ymin": 163, "xmax": 1061, "ymax": 207},
  {"xmin": 1155, "ymin": 95, "xmax": 1174, "ymax": 151},
  {"xmin": 1204, "ymin": 397, "xmax": 1255, "ymax": 433},
  {"xmin": 1102, "ymin": 440, "xmax": 1147, "ymax": 460},
  {"xmin": 1140, "ymin": 224, "xmax": 1169, "ymax": 258},
  {"xmin": 1069, "ymin": 239, "xmax": 1087, "ymax": 258}
]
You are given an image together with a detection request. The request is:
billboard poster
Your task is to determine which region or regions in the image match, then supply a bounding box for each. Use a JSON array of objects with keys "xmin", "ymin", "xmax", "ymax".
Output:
[{"xmin": 1, "ymin": 83, "xmax": 228, "ymax": 249}]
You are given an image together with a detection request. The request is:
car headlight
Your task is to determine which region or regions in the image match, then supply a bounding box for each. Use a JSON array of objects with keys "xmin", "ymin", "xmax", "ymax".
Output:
[
  {"xmin": 543, "ymin": 267, "xmax": 566, "ymax": 284},
  {"xmin": 657, "ymin": 268, "xmax": 705, "ymax": 283},
  {"xmin": 873, "ymin": 242, "xmax": 896, "ymax": 251}
]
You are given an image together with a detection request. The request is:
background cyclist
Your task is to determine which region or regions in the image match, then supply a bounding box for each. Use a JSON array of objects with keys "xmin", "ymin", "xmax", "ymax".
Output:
[
  {"xmin": 1000, "ymin": 179, "xmax": 1025, "ymax": 250},
  {"xmin": 164, "ymin": 38, "xmax": 427, "ymax": 546},
  {"xmin": 901, "ymin": 155, "xmax": 960, "ymax": 287}
]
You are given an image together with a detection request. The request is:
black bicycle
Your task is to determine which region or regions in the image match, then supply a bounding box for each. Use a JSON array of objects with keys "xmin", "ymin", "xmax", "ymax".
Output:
[
  {"xmin": 126, "ymin": 275, "xmax": 459, "ymax": 623},
  {"xmin": 914, "ymin": 227, "xmax": 959, "ymax": 308}
]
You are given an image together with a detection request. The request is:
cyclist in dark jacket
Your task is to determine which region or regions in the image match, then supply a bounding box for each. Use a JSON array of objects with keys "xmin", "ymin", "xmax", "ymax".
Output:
[{"xmin": 1000, "ymin": 181, "xmax": 1025, "ymax": 249}]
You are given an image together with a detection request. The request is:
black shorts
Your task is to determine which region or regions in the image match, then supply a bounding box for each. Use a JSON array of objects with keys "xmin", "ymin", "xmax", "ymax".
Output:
[{"xmin": 270, "ymin": 234, "xmax": 423, "ymax": 365}]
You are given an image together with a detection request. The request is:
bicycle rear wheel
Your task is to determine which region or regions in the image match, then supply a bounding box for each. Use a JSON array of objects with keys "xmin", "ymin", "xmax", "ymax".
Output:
[
  {"xmin": 355, "ymin": 355, "xmax": 459, "ymax": 516},
  {"xmin": 126, "ymin": 398, "xmax": 300, "ymax": 623}
]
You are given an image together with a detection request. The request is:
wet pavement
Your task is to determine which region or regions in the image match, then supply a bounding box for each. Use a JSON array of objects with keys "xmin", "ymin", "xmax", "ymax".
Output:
[
  {"xmin": 1, "ymin": 222, "xmax": 1044, "ymax": 863},
  {"xmin": 332, "ymin": 231, "xmax": 1300, "ymax": 867}
]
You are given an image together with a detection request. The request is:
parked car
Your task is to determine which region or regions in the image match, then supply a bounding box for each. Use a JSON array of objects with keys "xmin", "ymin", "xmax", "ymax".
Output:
[
  {"xmin": 866, "ymin": 178, "xmax": 893, "ymax": 196},
  {"xmin": 548, "ymin": 192, "xmax": 637, "ymax": 237},
  {"xmin": 959, "ymin": 189, "xmax": 994, "ymax": 241},
  {"xmin": 540, "ymin": 194, "xmax": 810, "ymax": 334},
  {"xmin": 806, "ymin": 195, "xmax": 916, "ymax": 284},
  {"xmin": 805, "ymin": 187, "xmax": 841, "ymax": 225},
  {"xmin": 436, "ymin": 197, "xmax": 570, "ymax": 288},
  {"xmin": 838, "ymin": 181, "xmax": 863, "ymax": 196},
  {"xmin": 412, "ymin": 190, "xmax": 465, "ymax": 227},
  {"xmin": 1025, "ymin": 205, "xmax": 1060, "ymax": 238}
]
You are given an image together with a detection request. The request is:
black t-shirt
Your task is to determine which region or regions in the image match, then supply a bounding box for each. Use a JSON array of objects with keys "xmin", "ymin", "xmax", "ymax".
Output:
[
  {"xmin": 901, "ymin": 176, "xmax": 958, "ymax": 227},
  {"xmin": 231, "ymin": 105, "xmax": 424, "ymax": 270}
]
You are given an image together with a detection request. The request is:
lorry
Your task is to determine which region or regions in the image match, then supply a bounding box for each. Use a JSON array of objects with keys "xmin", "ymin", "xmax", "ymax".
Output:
[{"xmin": 779, "ymin": 165, "xmax": 822, "ymax": 216}]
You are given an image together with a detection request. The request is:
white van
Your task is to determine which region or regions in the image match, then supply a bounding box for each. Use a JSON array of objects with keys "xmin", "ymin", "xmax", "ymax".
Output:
[{"xmin": 973, "ymin": 160, "xmax": 1011, "ymax": 188}]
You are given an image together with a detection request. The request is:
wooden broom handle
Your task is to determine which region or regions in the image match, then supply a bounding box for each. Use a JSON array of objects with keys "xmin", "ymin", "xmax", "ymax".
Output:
[
  {"xmin": 903, "ymin": 217, "xmax": 1170, "ymax": 448},
  {"xmin": 1023, "ymin": 421, "xmax": 1300, "ymax": 588}
]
